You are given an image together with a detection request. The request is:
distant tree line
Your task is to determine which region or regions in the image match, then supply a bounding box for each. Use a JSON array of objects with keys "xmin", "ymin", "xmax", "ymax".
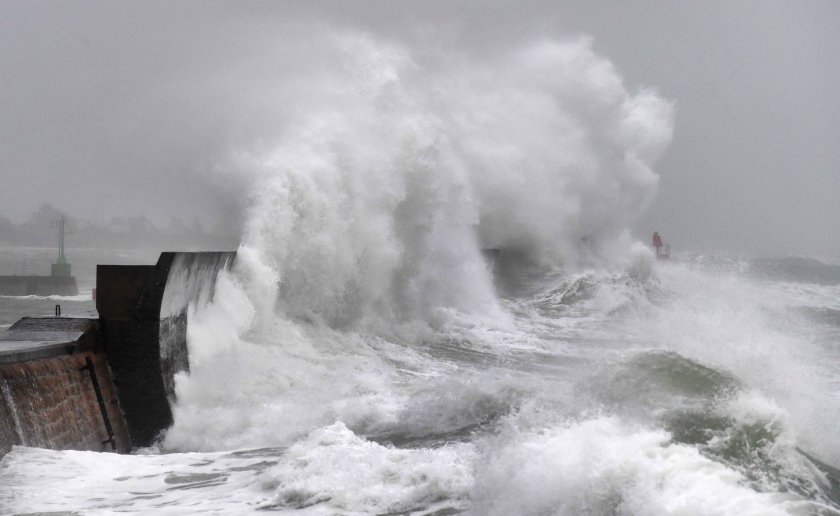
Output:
[{"xmin": 0, "ymin": 203, "xmax": 240, "ymax": 250}]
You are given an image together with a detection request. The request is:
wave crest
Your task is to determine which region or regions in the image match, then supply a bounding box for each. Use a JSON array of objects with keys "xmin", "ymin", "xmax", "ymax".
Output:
[{"xmin": 234, "ymin": 33, "xmax": 673, "ymax": 332}]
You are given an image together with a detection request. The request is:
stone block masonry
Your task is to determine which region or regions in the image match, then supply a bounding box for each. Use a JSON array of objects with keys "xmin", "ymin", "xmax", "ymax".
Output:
[{"xmin": 0, "ymin": 318, "xmax": 130, "ymax": 457}]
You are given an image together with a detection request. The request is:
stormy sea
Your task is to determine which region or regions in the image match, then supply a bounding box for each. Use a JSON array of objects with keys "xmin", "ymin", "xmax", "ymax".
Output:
[{"xmin": 2, "ymin": 36, "xmax": 840, "ymax": 515}]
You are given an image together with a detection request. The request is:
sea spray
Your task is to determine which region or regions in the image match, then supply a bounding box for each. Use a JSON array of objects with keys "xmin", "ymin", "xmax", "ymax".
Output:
[
  {"xmin": 158, "ymin": 27, "xmax": 836, "ymax": 515},
  {"xmin": 471, "ymin": 415, "xmax": 808, "ymax": 516},
  {"xmin": 163, "ymin": 32, "xmax": 674, "ymax": 453},
  {"xmin": 233, "ymin": 32, "xmax": 674, "ymax": 334}
]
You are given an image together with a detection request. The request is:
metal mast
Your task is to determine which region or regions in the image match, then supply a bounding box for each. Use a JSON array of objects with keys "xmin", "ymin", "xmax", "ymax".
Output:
[
  {"xmin": 51, "ymin": 217, "xmax": 71, "ymax": 277},
  {"xmin": 57, "ymin": 218, "xmax": 66, "ymax": 264}
]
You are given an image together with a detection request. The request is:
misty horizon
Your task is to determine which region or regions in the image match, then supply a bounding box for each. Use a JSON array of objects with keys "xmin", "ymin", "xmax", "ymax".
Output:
[{"xmin": 0, "ymin": 202, "xmax": 239, "ymax": 250}]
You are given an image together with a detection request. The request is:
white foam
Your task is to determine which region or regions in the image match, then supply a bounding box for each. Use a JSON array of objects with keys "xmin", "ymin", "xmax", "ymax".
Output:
[
  {"xmin": 226, "ymin": 32, "xmax": 673, "ymax": 337},
  {"xmin": 0, "ymin": 445, "xmax": 272, "ymax": 514},
  {"xmin": 472, "ymin": 416, "xmax": 813, "ymax": 516},
  {"xmin": 165, "ymin": 266, "xmax": 408, "ymax": 451},
  {"xmin": 769, "ymin": 281, "xmax": 840, "ymax": 311},
  {"xmin": 258, "ymin": 422, "xmax": 475, "ymax": 513},
  {"xmin": 642, "ymin": 262, "xmax": 840, "ymax": 463},
  {"xmin": 1, "ymin": 424, "xmax": 476, "ymax": 515}
]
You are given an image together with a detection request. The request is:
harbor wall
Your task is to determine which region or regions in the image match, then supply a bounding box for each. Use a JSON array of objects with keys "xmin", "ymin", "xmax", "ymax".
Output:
[
  {"xmin": 0, "ymin": 251, "xmax": 235, "ymax": 458},
  {"xmin": 0, "ymin": 318, "xmax": 130, "ymax": 456},
  {"xmin": 98, "ymin": 251, "xmax": 236, "ymax": 447}
]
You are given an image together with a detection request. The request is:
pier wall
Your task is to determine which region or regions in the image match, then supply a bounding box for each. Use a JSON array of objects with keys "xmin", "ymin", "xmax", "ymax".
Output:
[
  {"xmin": 0, "ymin": 318, "xmax": 130, "ymax": 456},
  {"xmin": 0, "ymin": 251, "xmax": 235, "ymax": 458},
  {"xmin": 98, "ymin": 251, "xmax": 235, "ymax": 447}
]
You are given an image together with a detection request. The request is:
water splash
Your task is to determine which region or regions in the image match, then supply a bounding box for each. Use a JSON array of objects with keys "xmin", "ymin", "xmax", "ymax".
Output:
[{"xmin": 232, "ymin": 33, "xmax": 674, "ymax": 335}]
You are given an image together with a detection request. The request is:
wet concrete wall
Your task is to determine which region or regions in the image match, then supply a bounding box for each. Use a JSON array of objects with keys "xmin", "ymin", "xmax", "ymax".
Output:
[
  {"xmin": 0, "ymin": 318, "xmax": 130, "ymax": 457},
  {"xmin": 98, "ymin": 252, "xmax": 235, "ymax": 447}
]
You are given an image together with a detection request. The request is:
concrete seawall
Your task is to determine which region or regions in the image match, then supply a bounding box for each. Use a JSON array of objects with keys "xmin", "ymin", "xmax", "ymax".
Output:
[
  {"xmin": 0, "ymin": 251, "xmax": 235, "ymax": 458},
  {"xmin": 0, "ymin": 317, "xmax": 130, "ymax": 456},
  {"xmin": 98, "ymin": 251, "xmax": 236, "ymax": 447}
]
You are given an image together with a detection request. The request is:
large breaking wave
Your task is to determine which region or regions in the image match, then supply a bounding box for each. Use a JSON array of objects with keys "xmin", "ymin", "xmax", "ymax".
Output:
[
  {"xmin": 163, "ymin": 33, "xmax": 673, "ymax": 452},
  {"xmin": 143, "ymin": 33, "xmax": 840, "ymax": 516},
  {"xmin": 232, "ymin": 33, "xmax": 673, "ymax": 333}
]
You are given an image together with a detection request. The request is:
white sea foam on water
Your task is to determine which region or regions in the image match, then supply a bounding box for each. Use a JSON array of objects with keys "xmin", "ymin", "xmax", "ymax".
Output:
[
  {"xmin": 1, "ymin": 425, "xmax": 476, "ymax": 515},
  {"xmin": 637, "ymin": 262, "xmax": 840, "ymax": 464},
  {"xmin": 5, "ymin": 260, "xmax": 840, "ymax": 513},
  {"xmin": 1, "ymin": 415, "xmax": 828, "ymax": 515},
  {"xmin": 0, "ymin": 445, "xmax": 274, "ymax": 514},
  {"xmin": 471, "ymin": 415, "xmax": 815, "ymax": 516},
  {"xmin": 258, "ymin": 422, "xmax": 476, "ymax": 513},
  {"xmin": 771, "ymin": 281, "xmax": 840, "ymax": 311}
]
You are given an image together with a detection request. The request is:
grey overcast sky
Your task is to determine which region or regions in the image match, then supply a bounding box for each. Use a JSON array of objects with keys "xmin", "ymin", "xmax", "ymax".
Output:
[{"xmin": 1, "ymin": 1, "xmax": 838, "ymax": 256}]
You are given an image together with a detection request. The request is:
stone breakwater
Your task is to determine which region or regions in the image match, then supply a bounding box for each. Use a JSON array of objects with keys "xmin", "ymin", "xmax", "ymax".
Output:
[{"xmin": 0, "ymin": 317, "xmax": 130, "ymax": 456}]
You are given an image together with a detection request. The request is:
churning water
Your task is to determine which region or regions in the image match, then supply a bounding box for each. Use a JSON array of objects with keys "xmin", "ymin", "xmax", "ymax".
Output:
[{"xmin": 2, "ymin": 34, "xmax": 839, "ymax": 515}]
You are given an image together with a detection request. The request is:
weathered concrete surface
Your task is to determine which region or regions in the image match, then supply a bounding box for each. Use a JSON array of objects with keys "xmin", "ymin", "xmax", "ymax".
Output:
[
  {"xmin": 98, "ymin": 252, "xmax": 235, "ymax": 447},
  {"xmin": 0, "ymin": 317, "xmax": 130, "ymax": 457},
  {"xmin": 97, "ymin": 261, "xmax": 170, "ymax": 448},
  {"xmin": 95, "ymin": 265, "xmax": 155, "ymax": 319},
  {"xmin": 0, "ymin": 317, "xmax": 95, "ymax": 363}
]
